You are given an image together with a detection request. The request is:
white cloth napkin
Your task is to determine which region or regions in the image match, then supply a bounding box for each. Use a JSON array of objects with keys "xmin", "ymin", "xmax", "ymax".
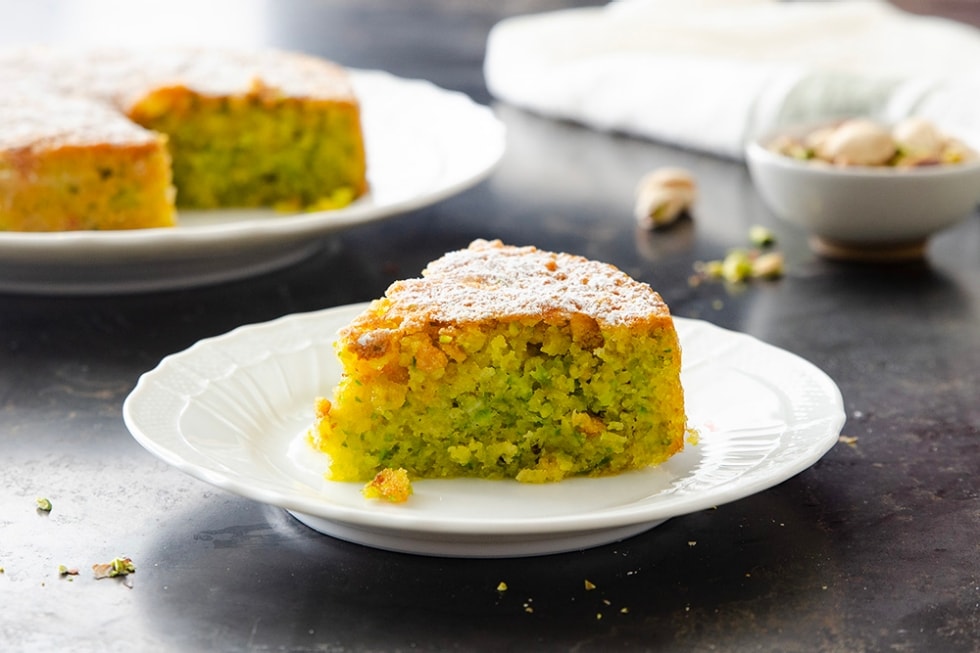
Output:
[{"xmin": 484, "ymin": 0, "xmax": 980, "ymax": 159}]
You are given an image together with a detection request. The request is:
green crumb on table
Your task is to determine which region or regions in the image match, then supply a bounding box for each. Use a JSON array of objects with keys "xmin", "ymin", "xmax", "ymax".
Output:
[
  {"xmin": 497, "ymin": 581, "xmax": 508, "ymax": 592},
  {"xmin": 35, "ymin": 497, "xmax": 52, "ymax": 512},
  {"xmin": 694, "ymin": 248, "xmax": 784, "ymax": 284},
  {"xmin": 92, "ymin": 556, "xmax": 136, "ymax": 579},
  {"xmin": 749, "ymin": 225, "xmax": 776, "ymax": 247},
  {"xmin": 721, "ymin": 249, "xmax": 754, "ymax": 283},
  {"xmin": 692, "ymin": 225, "xmax": 785, "ymax": 285}
]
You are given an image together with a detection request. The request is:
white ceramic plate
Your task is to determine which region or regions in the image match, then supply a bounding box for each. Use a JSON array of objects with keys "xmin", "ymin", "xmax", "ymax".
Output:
[
  {"xmin": 123, "ymin": 303, "xmax": 845, "ymax": 558},
  {"xmin": 0, "ymin": 71, "xmax": 505, "ymax": 294}
]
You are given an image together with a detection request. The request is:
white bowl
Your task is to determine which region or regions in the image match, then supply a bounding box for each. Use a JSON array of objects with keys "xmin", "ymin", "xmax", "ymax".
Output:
[{"xmin": 746, "ymin": 131, "xmax": 980, "ymax": 261}]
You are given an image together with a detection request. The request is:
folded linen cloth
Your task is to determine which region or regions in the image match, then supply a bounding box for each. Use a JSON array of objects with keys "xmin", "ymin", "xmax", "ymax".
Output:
[{"xmin": 484, "ymin": 0, "xmax": 980, "ymax": 159}]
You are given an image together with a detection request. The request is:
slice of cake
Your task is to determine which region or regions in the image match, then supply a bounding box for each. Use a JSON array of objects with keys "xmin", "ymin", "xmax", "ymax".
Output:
[
  {"xmin": 311, "ymin": 239, "xmax": 687, "ymax": 484},
  {"xmin": 0, "ymin": 94, "xmax": 175, "ymax": 232}
]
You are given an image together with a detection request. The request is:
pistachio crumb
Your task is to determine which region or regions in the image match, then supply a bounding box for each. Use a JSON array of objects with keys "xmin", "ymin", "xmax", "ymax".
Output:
[
  {"xmin": 751, "ymin": 252, "xmax": 785, "ymax": 279},
  {"xmin": 749, "ymin": 225, "xmax": 776, "ymax": 247},
  {"xmin": 694, "ymin": 246, "xmax": 784, "ymax": 285},
  {"xmin": 497, "ymin": 581, "xmax": 508, "ymax": 592},
  {"xmin": 93, "ymin": 556, "xmax": 135, "ymax": 579},
  {"xmin": 721, "ymin": 250, "xmax": 753, "ymax": 283},
  {"xmin": 36, "ymin": 497, "xmax": 52, "ymax": 512}
]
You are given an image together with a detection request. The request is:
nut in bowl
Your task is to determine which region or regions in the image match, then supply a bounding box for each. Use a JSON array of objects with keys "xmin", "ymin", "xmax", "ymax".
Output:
[{"xmin": 745, "ymin": 118, "xmax": 980, "ymax": 261}]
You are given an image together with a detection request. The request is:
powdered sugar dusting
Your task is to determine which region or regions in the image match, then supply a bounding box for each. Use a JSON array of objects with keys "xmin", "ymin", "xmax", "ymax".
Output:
[
  {"xmin": 382, "ymin": 239, "xmax": 670, "ymax": 327},
  {"xmin": 0, "ymin": 46, "xmax": 355, "ymax": 103},
  {"xmin": 0, "ymin": 46, "xmax": 355, "ymax": 150},
  {"xmin": 0, "ymin": 95, "xmax": 158, "ymax": 150}
]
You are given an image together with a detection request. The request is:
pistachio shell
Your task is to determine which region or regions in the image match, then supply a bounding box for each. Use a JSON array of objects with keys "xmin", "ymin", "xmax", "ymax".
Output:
[
  {"xmin": 892, "ymin": 117, "xmax": 945, "ymax": 158},
  {"xmin": 633, "ymin": 167, "xmax": 696, "ymax": 229},
  {"xmin": 818, "ymin": 119, "xmax": 895, "ymax": 166}
]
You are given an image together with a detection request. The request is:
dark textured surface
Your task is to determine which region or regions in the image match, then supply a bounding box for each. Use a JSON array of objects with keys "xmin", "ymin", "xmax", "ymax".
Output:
[{"xmin": 1, "ymin": 2, "xmax": 979, "ymax": 651}]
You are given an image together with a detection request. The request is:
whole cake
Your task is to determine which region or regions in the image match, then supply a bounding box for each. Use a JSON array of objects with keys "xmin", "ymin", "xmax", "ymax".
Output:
[
  {"xmin": 0, "ymin": 46, "xmax": 368, "ymax": 232},
  {"xmin": 311, "ymin": 239, "xmax": 687, "ymax": 484}
]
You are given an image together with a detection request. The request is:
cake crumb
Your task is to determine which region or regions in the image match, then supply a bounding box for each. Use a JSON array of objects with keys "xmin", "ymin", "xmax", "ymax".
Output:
[
  {"xmin": 584, "ymin": 579, "xmax": 596, "ymax": 591},
  {"xmin": 314, "ymin": 397, "xmax": 331, "ymax": 420},
  {"xmin": 362, "ymin": 468, "xmax": 413, "ymax": 503},
  {"xmin": 93, "ymin": 557, "xmax": 135, "ymax": 579}
]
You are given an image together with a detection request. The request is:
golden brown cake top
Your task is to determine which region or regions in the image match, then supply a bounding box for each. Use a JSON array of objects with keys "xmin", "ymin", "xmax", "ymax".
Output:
[
  {"xmin": 374, "ymin": 239, "xmax": 672, "ymax": 329},
  {"xmin": 0, "ymin": 46, "xmax": 357, "ymax": 150},
  {"xmin": 0, "ymin": 95, "xmax": 159, "ymax": 151},
  {"xmin": 0, "ymin": 46, "xmax": 357, "ymax": 105}
]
